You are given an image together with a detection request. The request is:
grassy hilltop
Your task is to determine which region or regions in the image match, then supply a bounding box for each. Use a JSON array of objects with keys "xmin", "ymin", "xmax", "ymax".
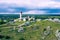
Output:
[{"xmin": 0, "ymin": 20, "xmax": 60, "ymax": 40}]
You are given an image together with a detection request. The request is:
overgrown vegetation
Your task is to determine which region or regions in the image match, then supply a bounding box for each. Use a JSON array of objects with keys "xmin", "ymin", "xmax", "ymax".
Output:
[
  {"xmin": 0, "ymin": 14, "xmax": 60, "ymax": 40},
  {"xmin": 0, "ymin": 20, "xmax": 60, "ymax": 40}
]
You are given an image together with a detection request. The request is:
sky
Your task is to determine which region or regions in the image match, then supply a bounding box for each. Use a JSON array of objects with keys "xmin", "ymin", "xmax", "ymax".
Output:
[{"xmin": 0, "ymin": 0, "xmax": 60, "ymax": 15}]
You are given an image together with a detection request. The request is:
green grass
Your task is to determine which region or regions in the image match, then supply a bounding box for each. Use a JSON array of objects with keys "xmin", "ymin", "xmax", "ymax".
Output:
[{"xmin": 0, "ymin": 20, "xmax": 60, "ymax": 40}]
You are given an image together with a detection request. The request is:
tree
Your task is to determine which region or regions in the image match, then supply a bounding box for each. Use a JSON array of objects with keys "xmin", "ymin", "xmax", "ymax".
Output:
[
  {"xmin": 5, "ymin": 36, "xmax": 10, "ymax": 39},
  {"xmin": 19, "ymin": 38, "xmax": 25, "ymax": 40},
  {"xmin": 0, "ymin": 35, "xmax": 4, "ymax": 39}
]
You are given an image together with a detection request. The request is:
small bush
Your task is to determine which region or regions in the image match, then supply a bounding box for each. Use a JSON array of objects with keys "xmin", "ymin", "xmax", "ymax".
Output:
[
  {"xmin": 19, "ymin": 38, "xmax": 25, "ymax": 40},
  {"xmin": 0, "ymin": 35, "xmax": 4, "ymax": 39},
  {"xmin": 5, "ymin": 36, "xmax": 10, "ymax": 39}
]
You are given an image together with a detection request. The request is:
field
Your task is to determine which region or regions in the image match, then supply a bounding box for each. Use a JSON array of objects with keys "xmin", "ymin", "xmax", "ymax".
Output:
[
  {"xmin": 0, "ymin": 20, "xmax": 60, "ymax": 40},
  {"xmin": 0, "ymin": 14, "xmax": 60, "ymax": 40}
]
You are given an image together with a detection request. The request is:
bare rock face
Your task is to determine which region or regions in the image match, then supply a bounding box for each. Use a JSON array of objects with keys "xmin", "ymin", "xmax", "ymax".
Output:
[
  {"xmin": 55, "ymin": 29, "xmax": 60, "ymax": 40},
  {"xmin": 18, "ymin": 27, "xmax": 24, "ymax": 32},
  {"xmin": 24, "ymin": 21, "xmax": 30, "ymax": 26},
  {"xmin": 32, "ymin": 24, "xmax": 39, "ymax": 30},
  {"xmin": 44, "ymin": 26, "xmax": 51, "ymax": 36},
  {"xmin": 42, "ymin": 26, "xmax": 51, "ymax": 39}
]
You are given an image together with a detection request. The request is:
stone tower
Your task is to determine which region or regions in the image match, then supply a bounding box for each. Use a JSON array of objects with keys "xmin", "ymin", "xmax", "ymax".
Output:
[{"xmin": 20, "ymin": 11, "xmax": 22, "ymax": 20}]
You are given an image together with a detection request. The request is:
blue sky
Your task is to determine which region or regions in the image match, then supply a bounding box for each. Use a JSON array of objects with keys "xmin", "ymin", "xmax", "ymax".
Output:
[{"xmin": 0, "ymin": 0, "xmax": 60, "ymax": 15}]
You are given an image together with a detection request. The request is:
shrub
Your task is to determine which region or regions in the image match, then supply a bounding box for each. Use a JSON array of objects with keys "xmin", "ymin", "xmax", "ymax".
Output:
[
  {"xmin": 19, "ymin": 38, "xmax": 25, "ymax": 40},
  {"xmin": 0, "ymin": 35, "xmax": 4, "ymax": 39},
  {"xmin": 5, "ymin": 36, "xmax": 10, "ymax": 39}
]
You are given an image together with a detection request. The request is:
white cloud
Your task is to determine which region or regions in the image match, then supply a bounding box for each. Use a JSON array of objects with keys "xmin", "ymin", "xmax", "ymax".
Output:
[
  {"xmin": 7, "ymin": 8, "xmax": 16, "ymax": 12},
  {"xmin": 23, "ymin": 10, "xmax": 46, "ymax": 14},
  {"xmin": 49, "ymin": 13, "xmax": 60, "ymax": 14},
  {"xmin": 0, "ymin": 0, "xmax": 60, "ymax": 14},
  {"xmin": 0, "ymin": 0, "xmax": 60, "ymax": 9}
]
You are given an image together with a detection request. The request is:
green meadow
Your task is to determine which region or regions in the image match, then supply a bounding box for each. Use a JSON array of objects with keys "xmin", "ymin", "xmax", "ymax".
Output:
[{"xmin": 0, "ymin": 20, "xmax": 60, "ymax": 40}]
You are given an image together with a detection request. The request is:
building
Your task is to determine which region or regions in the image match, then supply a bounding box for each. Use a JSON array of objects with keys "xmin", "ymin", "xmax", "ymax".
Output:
[
  {"xmin": 53, "ymin": 18, "xmax": 60, "ymax": 22},
  {"xmin": 19, "ymin": 11, "xmax": 35, "ymax": 21},
  {"xmin": 20, "ymin": 11, "xmax": 22, "ymax": 20}
]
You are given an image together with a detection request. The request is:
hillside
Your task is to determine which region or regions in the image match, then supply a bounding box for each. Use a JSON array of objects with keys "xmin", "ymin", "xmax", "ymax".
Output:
[{"xmin": 0, "ymin": 20, "xmax": 60, "ymax": 40}]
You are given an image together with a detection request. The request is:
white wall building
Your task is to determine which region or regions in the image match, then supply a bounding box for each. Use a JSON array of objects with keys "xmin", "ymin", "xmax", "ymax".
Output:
[
  {"xmin": 53, "ymin": 18, "xmax": 60, "ymax": 22},
  {"xmin": 20, "ymin": 11, "xmax": 22, "ymax": 20}
]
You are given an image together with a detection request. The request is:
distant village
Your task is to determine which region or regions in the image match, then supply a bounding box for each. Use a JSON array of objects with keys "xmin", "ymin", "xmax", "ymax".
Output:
[{"xmin": 14, "ymin": 11, "xmax": 60, "ymax": 23}]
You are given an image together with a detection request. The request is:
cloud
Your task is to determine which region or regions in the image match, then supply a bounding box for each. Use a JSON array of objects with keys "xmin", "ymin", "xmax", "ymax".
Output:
[
  {"xmin": 40, "ymin": 8, "xmax": 60, "ymax": 13},
  {"xmin": 7, "ymin": 8, "xmax": 16, "ymax": 12},
  {"xmin": 23, "ymin": 10, "xmax": 46, "ymax": 14},
  {"xmin": 0, "ymin": 0, "xmax": 60, "ymax": 9},
  {"xmin": 53, "ymin": 0, "xmax": 60, "ymax": 2},
  {"xmin": 23, "ymin": 10, "xmax": 60, "ymax": 15},
  {"xmin": 0, "ymin": 0, "xmax": 60, "ymax": 15},
  {"xmin": 0, "ymin": 4, "xmax": 29, "ymax": 13}
]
